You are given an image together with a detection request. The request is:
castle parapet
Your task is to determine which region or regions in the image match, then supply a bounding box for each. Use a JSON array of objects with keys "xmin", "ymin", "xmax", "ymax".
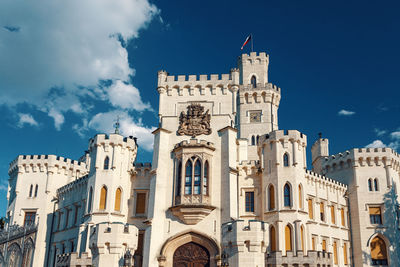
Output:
[
  {"xmin": 89, "ymin": 133, "xmax": 137, "ymax": 151},
  {"xmin": 266, "ymin": 250, "xmax": 333, "ymax": 266},
  {"xmin": 55, "ymin": 252, "xmax": 92, "ymax": 267},
  {"xmin": 305, "ymin": 169, "xmax": 348, "ymax": 190},
  {"xmin": 262, "ymin": 130, "xmax": 307, "ymax": 147}
]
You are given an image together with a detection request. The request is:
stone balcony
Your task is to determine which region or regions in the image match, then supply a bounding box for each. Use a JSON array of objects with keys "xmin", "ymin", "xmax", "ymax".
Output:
[
  {"xmin": 170, "ymin": 195, "xmax": 215, "ymax": 225},
  {"xmin": 266, "ymin": 250, "xmax": 333, "ymax": 267}
]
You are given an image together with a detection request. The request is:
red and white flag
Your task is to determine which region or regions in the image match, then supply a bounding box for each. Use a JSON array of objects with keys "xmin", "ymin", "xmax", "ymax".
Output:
[{"xmin": 241, "ymin": 34, "xmax": 252, "ymax": 50}]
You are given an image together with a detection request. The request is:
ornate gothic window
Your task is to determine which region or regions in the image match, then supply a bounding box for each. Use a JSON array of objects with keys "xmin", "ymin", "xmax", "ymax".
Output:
[
  {"xmin": 251, "ymin": 75, "xmax": 257, "ymax": 88},
  {"xmin": 203, "ymin": 161, "xmax": 209, "ymax": 195},
  {"xmin": 182, "ymin": 157, "xmax": 209, "ymax": 196},
  {"xmin": 114, "ymin": 188, "xmax": 122, "ymax": 211},
  {"xmin": 104, "ymin": 156, "xmax": 109, "ymax": 170},
  {"xmin": 185, "ymin": 160, "xmax": 193, "ymax": 195},
  {"xmin": 194, "ymin": 160, "xmax": 201, "ymax": 194},
  {"xmin": 99, "ymin": 186, "xmax": 107, "ymax": 210},
  {"xmin": 283, "ymin": 153, "xmax": 289, "ymax": 167},
  {"xmin": 284, "ymin": 183, "xmax": 291, "ymax": 207}
]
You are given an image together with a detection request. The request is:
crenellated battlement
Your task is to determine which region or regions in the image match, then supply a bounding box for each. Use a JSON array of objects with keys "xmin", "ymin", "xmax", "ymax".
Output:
[
  {"xmin": 262, "ymin": 130, "xmax": 307, "ymax": 146},
  {"xmin": 57, "ymin": 174, "xmax": 89, "ymax": 196},
  {"xmin": 89, "ymin": 133, "xmax": 137, "ymax": 151},
  {"xmin": 8, "ymin": 154, "xmax": 88, "ymax": 177},
  {"xmin": 239, "ymin": 83, "xmax": 281, "ymax": 106},
  {"xmin": 305, "ymin": 169, "xmax": 348, "ymax": 190},
  {"xmin": 173, "ymin": 139, "xmax": 215, "ymax": 151},
  {"xmin": 239, "ymin": 52, "xmax": 269, "ymax": 63}
]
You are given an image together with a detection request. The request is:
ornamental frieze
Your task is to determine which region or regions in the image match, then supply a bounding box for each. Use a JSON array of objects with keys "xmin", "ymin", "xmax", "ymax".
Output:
[{"xmin": 177, "ymin": 103, "xmax": 211, "ymax": 137}]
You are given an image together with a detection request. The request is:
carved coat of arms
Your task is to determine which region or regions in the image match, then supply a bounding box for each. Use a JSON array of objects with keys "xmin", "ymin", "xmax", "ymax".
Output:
[{"xmin": 177, "ymin": 104, "xmax": 212, "ymax": 137}]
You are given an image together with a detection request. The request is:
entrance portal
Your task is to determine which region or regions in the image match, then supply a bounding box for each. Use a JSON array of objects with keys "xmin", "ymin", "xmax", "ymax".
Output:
[{"xmin": 173, "ymin": 242, "xmax": 210, "ymax": 267}]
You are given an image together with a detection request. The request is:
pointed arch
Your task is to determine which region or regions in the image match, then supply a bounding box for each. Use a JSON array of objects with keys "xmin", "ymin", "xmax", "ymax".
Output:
[
  {"xmin": 203, "ymin": 161, "xmax": 209, "ymax": 195},
  {"xmin": 104, "ymin": 156, "xmax": 110, "ymax": 170},
  {"xmin": 251, "ymin": 75, "xmax": 257, "ymax": 88},
  {"xmin": 29, "ymin": 184, "xmax": 33, "ymax": 197},
  {"xmin": 368, "ymin": 178, "xmax": 373, "ymax": 191},
  {"xmin": 251, "ymin": 135, "xmax": 255, "ymax": 146},
  {"xmin": 285, "ymin": 224, "xmax": 292, "ymax": 252},
  {"xmin": 256, "ymin": 135, "xmax": 260, "ymax": 144},
  {"xmin": 269, "ymin": 225, "xmax": 276, "ymax": 251},
  {"xmin": 185, "ymin": 160, "xmax": 193, "ymax": 195},
  {"xmin": 298, "ymin": 184, "xmax": 303, "ymax": 209},
  {"xmin": 99, "ymin": 186, "xmax": 107, "ymax": 210},
  {"xmin": 284, "ymin": 183, "xmax": 291, "ymax": 207},
  {"xmin": 34, "ymin": 184, "xmax": 38, "ymax": 197},
  {"xmin": 370, "ymin": 235, "xmax": 388, "ymax": 265},
  {"xmin": 374, "ymin": 178, "xmax": 379, "ymax": 191},
  {"xmin": 268, "ymin": 184, "xmax": 275, "ymax": 210},
  {"xmin": 194, "ymin": 159, "xmax": 201, "ymax": 195},
  {"xmin": 114, "ymin": 187, "xmax": 122, "ymax": 211},
  {"xmin": 283, "ymin": 153, "xmax": 289, "ymax": 167},
  {"xmin": 87, "ymin": 187, "xmax": 93, "ymax": 213}
]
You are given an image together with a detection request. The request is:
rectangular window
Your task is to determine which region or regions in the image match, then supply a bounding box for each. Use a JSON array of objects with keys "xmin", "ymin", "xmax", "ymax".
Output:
[
  {"xmin": 136, "ymin": 193, "xmax": 147, "ymax": 214},
  {"xmin": 311, "ymin": 236, "xmax": 316, "ymax": 250},
  {"xmin": 245, "ymin": 192, "xmax": 254, "ymax": 212},
  {"xmin": 308, "ymin": 199, "xmax": 313, "ymax": 219},
  {"xmin": 344, "ymin": 242, "xmax": 348, "ymax": 265},
  {"xmin": 65, "ymin": 209, "xmax": 70, "ymax": 229},
  {"xmin": 341, "ymin": 208, "xmax": 345, "ymax": 227},
  {"xmin": 185, "ymin": 176, "xmax": 192, "ymax": 195},
  {"xmin": 320, "ymin": 202, "xmax": 325, "ymax": 222},
  {"xmin": 322, "ymin": 239, "xmax": 327, "ymax": 252},
  {"xmin": 57, "ymin": 212, "xmax": 62, "ymax": 230},
  {"xmin": 369, "ymin": 207, "xmax": 382, "ymax": 224},
  {"xmin": 74, "ymin": 206, "xmax": 79, "ymax": 225},
  {"xmin": 24, "ymin": 212, "xmax": 36, "ymax": 226},
  {"xmin": 331, "ymin": 205, "xmax": 336, "ymax": 224},
  {"xmin": 333, "ymin": 241, "xmax": 338, "ymax": 264}
]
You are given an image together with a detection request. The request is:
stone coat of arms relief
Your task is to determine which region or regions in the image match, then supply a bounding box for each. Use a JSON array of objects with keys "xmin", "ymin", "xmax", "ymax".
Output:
[{"xmin": 177, "ymin": 103, "xmax": 211, "ymax": 137}]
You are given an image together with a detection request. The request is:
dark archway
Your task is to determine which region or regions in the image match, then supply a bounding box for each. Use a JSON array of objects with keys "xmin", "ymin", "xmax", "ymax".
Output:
[{"xmin": 173, "ymin": 242, "xmax": 210, "ymax": 267}]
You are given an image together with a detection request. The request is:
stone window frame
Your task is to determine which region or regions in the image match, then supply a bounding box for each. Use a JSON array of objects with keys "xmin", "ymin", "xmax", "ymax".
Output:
[
  {"xmin": 134, "ymin": 189, "xmax": 149, "ymax": 217},
  {"xmin": 240, "ymin": 187, "xmax": 258, "ymax": 217}
]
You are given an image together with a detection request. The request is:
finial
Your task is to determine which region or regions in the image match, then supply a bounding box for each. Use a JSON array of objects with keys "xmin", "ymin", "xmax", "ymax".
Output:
[
  {"xmin": 318, "ymin": 132, "xmax": 322, "ymax": 139},
  {"xmin": 114, "ymin": 116, "xmax": 120, "ymax": 134}
]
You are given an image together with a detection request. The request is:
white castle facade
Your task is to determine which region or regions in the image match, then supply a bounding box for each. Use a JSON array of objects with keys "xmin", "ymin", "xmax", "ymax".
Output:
[{"xmin": 1, "ymin": 52, "xmax": 400, "ymax": 267}]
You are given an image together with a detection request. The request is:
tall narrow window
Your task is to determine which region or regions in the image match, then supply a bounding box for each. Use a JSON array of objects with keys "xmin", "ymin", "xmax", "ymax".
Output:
[
  {"xmin": 99, "ymin": 186, "xmax": 107, "ymax": 210},
  {"xmin": 333, "ymin": 241, "xmax": 338, "ymax": 264},
  {"xmin": 185, "ymin": 161, "xmax": 193, "ymax": 195},
  {"xmin": 344, "ymin": 243, "xmax": 348, "ymax": 265},
  {"xmin": 194, "ymin": 160, "xmax": 201, "ymax": 195},
  {"xmin": 203, "ymin": 161, "xmax": 209, "ymax": 195},
  {"xmin": 331, "ymin": 205, "xmax": 336, "ymax": 224},
  {"xmin": 34, "ymin": 184, "xmax": 38, "ymax": 197},
  {"xmin": 245, "ymin": 192, "xmax": 254, "ymax": 212},
  {"xmin": 251, "ymin": 75, "xmax": 257, "ymax": 88},
  {"xmin": 370, "ymin": 236, "xmax": 388, "ymax": 265},
  {"xmin": 311, "ymin": 237, "xmax": 316, "ymax": 250},
  {"xmin": 369, "ymin": 207, "xmax": 382, "ymax": 224},
  {"xmin": 176, "ymin": 161, "xmax": 182, "ymax": 196},
  {"xmin": 285, "ymin": 225, "xmax": 292, "ymax": 252},
  {"xmin": 322, "ymin": 239, "xmax": 327, "ymax": 252},
  {"xmin": 104, "ymin": 156, "xmax": 110, "ymax": 170},
  {"xmin": 283, "ymin": 153, "xmax": 289, "ymax": 167},
  {"xmin": 29, "ymin": 184, "xmax": 33, "ymax": 197},
  {"xmin": 320, "ymin": 202, "xmax": 325, "ymax": 221},
  {"xmin": 300, "ymin": 226, "xmax": 304, "ymax": 252},
  {"xmin": 298, "ymin": 185, "xmax": 303, "ymax": 209},
  {"xmin": 136, "ymin": 192, "xmax": 146, "ymax": 214},
  {"xmin": 308, "ymin": 199, "xmax": 314, "ymax": 219},
  {"xmin": 374, "ymin": 179, "xmax": 379, "ymax": 191},
  {"xmin": 270, "ymin": 226, "xmax": 276, "ymax": 251},
  {"xmin": 114, "ymin": 188, "xmax": 122, "ymax": 211},
  {"xmin": 256, "ymin": 135, "xmax": 260, "ymax": 144},
  {"xmin": 251, "ymin": 136, "xmax": 255, "ymax": 146},
  {"xmin": 341, "ymin": 208, "xmax": 345, "ymax": 226},
  {"xmin": 74, "ymin": 206, "xmax": 79, "ymax": 225},
  {"xmin": 268, "ymin": 185, "xmax": 275, "ymax": 210},
  {"xmin": 87, "ymin": 187, "xmax": 93, "ymax": 213},
  {"xmin": 368, "ymin": 179, "xmax": 373, "ymax": 191},
  {"xmin": 284, "ymin": 183, "xmax": 291, "ymax": 207}
]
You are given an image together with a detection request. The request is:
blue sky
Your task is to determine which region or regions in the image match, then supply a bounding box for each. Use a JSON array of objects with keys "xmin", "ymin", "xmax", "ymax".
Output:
[{"xmin": 1, "ymin": 0, "xmax": 400, "ymax": 216}]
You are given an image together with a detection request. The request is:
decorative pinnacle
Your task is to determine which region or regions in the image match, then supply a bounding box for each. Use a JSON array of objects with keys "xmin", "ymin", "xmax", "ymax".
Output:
[{"xmin": 114, "ymin": 116, "xmax": 120, "ymax": 134}]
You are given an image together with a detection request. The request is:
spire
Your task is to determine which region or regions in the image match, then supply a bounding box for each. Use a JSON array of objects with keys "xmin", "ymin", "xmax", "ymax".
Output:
[{"xmin": 114, "ymin": 116, "xmax": 120, "ymax": 134}]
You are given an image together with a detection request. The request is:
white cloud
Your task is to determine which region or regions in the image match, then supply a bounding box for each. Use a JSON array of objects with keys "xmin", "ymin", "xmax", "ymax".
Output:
[
  {"xmin": 17, "ymin": 113, "xmax": 38, "ymax": 127},
  {"xmin": 365, "ymin": 140, "xmax": 387, "ymax": 149},
  {"xmin": 390, "ymin": 131, "xmax": 400, "ymax": 140},
  {"xmin": 88, "ymin": 110, "xmax": 156, "ymax": 151},
  {"xmin": 338, "ymin": 109, "xmax": 355, "ymax": 116},
  {"xmin": 374, "ymin": 128, "xmax": 386, "ymax": 136},
  {"xmin": 108, "ymin": 80, "xmax": 152, "ymax": 111},
  {"xmin": 0, "ymin": 0, "xmax": 158, "ymax": 129}
]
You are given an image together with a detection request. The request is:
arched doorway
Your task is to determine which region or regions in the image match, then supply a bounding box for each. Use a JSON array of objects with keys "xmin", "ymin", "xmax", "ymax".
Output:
[{"xmin": 173, "ymin": 242, "xmax": 209, "ymax": 267}]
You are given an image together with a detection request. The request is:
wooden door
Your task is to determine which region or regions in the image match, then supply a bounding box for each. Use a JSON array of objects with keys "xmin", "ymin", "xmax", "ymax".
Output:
[{"xmin": 173, "ymin": 242, "xmax": 210, "ymax": 267}]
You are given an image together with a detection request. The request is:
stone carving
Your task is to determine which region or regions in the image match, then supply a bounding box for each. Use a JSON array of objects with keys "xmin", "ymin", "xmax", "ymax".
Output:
[{"xmin": 178, "ymin": 104, "xmax": 211, "ymax": 137}]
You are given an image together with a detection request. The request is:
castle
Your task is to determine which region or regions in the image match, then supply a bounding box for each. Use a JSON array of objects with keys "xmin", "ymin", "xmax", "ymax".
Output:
[{"xmin": 1, "ymin": 52, "xmax": 399, "ymax": 267}]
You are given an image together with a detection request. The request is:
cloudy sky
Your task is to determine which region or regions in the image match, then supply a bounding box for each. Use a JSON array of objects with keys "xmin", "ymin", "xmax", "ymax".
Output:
[{"xmin": 1, "ymin": 0, "xmax": 400, "ymax": 215}]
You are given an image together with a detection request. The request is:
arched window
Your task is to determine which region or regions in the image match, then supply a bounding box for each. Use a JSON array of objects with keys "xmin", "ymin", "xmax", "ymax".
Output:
[
  {"xmin": 87, "ymin": 187, "xmax": 93, "ymax": 213},
  {"xmin": 176, "ymin": 161, "xmax": 182, "ymax": 196},
  {"xmin": 29, "ymin": 185, "xmax": 33, "ymax": 197},
  {"xmin": 251, "ymin": 135, "xmax": 255, "ymax": 146},
  {"xmin": 99, "ymin": 186, "xmax": 107, "ymax": 210},
  {"xmin": 285, "ymin": 225, "xmax": 292, "ymax": 252},
  {"xmin": 268, "ymin": 185, "xmax": 275, "ymax": 210},
  {"xmin": 194, "ymin": 160, "xmax": 201, "ymax": 194},
  {"xmin": 34, "ymin": 184, "xmax": 38, "ymax": 197},
  {"xmin": 256, "ymin": 135, "xmax": 260, "ymax": 144},
  {"xmin": 203, "ymin": 161, "xmax": 209, "ymax": 195},
  {"xmin": 298, "ymin": 184, "xmax": 303, "ymax": 209},
  {"xmin": 251, "ymin": 75, "xmax": 257, "ymax": 88},
  {"xmin": 284, "ymin": 183, "xmax": 291, "ymax": 207},
  {"xmin": 104, "ymin": 156, "xmax": 110, "ymax": 170},
  {"xmin": 368, "ymin": 179, "xmax": 373, "ymax": 191},
  {"xmin": 374, "ymin": 179, "xmax": 379, "ymax": 191},
  {"xmin": 114, "ymin": 188, "xmax": 122, "ymax": 211},
  {"xmin": 185, "ymin": 161, "xmax": 193, "ymax": 195},
  {"xmin": 270, "ymin": 226, "xmax": 276, "ymax": 251},
  {"xmin": 370, "ymin": 236, "xmax": 388, "ymax": 265},
  {"xmin": 300, "ymin": 226, "xmax": 305, "ymax": 252},
  {"xmin": 283, "ymin": 153, "xmax": 289, "ymax": 167}
]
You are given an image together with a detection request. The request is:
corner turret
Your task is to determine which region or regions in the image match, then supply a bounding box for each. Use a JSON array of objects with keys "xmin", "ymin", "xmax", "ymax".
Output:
[{"xmin": 311, "ymin": 134, "xmax": 329, "ymax": 174}]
